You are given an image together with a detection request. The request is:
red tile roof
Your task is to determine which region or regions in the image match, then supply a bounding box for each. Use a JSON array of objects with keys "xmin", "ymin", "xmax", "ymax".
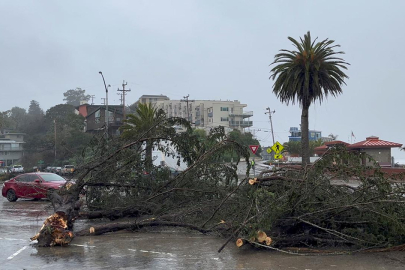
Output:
[
  {"xmin": 314, "ymin": 141, "xmax": 350, "ymax": 155},
  {"xmin": 324, "ymin": 140, "xmax": 350, "ymax": 146},
  {"xmin": 348, "ymin": 136, "xmax": 402, "ymax": 149}
]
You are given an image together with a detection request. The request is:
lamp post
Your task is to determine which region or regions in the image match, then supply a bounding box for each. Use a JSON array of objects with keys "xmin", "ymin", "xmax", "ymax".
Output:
[{"xmin": 99, "ymin": 71, "xmax": 109, "ymax": 139}]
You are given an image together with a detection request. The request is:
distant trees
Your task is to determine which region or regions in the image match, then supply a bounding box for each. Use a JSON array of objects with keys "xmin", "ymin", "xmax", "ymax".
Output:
[
  {"xmin": 44, "ymin": 104, "xmax": 90, "ymax": 164},
  {"xmin": 0, "ymin": 111, "xmax": 10, "ymax": 132},
  {"xmin": 228, "ymin": 130, "xmax": 261, "ymax": 154},
  {"xmin": 270, "ymin": 31, "xmax": 349, "ymax": 166},
  {"xmin": 28, "ymin": 100, "xmax": 44, "ymax": 117},
  {"xmin": 8, "ymin": 107, "xmax": 27, "ymax": 131},
  {"xmin": 1, "ymin": 99, "xmax": 91, "ymax": 168},
  {"xmin": 63, "ymin": 88, "xmax": 91, "ymax": 106},
  {"xmin": 283, "ymin": 139, "xmax": 324, "ymax": 157}
]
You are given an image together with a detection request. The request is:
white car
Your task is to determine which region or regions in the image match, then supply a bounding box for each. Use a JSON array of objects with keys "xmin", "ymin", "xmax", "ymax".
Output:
[{"xmin": 10, "ymin": 165, "xmax": 24, "ymax": 173}]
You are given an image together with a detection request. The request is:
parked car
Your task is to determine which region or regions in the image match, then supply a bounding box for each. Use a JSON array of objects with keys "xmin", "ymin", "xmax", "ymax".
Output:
[
  {"xmin": 61, "ymin": 165, "xmax": 75, "ymax": 176},
  {"xmin": 1, "ymin": 172, "xmax": 68, "ymax": 202},
  {"xmin": 10, "ymin": 165, "xmax": 24, "ymax": 173},
  {"xmin": 54, "ymin": 167, "xmax": 62, "ymax": 175},
  {"xmin": 0, "ymin": 168, "xmax": 7, "ymax": 175}
]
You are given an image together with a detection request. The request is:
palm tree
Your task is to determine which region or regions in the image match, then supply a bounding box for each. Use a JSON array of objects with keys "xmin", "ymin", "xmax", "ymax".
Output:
[
  {"xmin": 270, "ymin": 31, "xmax": 349, "ymax": 166},
  {"xmin": 120, "ymin": 103, "xmax": 166, "ymax": 171}
]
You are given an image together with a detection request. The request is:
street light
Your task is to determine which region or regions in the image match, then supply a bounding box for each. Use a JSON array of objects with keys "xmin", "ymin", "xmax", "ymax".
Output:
[{"xmin": 99, "ymin": 71, "xmax": 109, "ymax": 139}]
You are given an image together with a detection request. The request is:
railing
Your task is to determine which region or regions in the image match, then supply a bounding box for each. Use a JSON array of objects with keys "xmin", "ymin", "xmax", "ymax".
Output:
[
  {"xmin": 228, "ymin": 111, "xmax": 253, "ymax": 118},
  {"xmin": 109, "ymin": 121, "xmax": 123, "ymax": 126},
  {"xmin": 0, "ymin": 147, "xmax": 22, "ymax": 151},
  {"xmin": 229, "ymin": 121, "xmax": 253, "ymax": 127}
]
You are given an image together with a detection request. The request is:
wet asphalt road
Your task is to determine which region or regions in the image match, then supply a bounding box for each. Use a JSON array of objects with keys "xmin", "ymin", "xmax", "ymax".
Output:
[{"xmin": 2, "ymin": 190, "xmax": 405, "ymax": 269}]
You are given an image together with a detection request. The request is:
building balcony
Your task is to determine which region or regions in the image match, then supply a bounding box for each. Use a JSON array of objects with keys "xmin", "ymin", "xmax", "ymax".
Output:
[
  {"xmin": 196, "ymin": 111, "xmax": 200, "ymax": 117},
  {"xmin": 109, "ymin": 120, "xmax": 123, "ymax": 127},
  {"xmin": 229, "ymin": 120, "xmax": 253, "ymax": 127},
  {"xmin": 208, "ymin": 112, "xmax": 213, "ymax": 117},
  {"xmin": 0, "ymin": 147, "xmax": 23, "ymax": 151},
  {"xmin": 288, "ymin": 136, "xmax": 301, "ymax": 142},
  {"xmin": 229, "ymin": 111, "xmax": 253, "ymax": 118}
]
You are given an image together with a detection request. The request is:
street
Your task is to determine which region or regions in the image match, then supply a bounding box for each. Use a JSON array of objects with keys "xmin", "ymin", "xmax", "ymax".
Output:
[{"xmin": 2, "ymin": 187, "xmax": 405, "ymax": 269}]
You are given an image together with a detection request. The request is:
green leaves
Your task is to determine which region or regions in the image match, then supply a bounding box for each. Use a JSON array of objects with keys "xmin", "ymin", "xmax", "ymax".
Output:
[{"xmin": 270, "ymin": 31, "xmax": 349, "ymax": 107}]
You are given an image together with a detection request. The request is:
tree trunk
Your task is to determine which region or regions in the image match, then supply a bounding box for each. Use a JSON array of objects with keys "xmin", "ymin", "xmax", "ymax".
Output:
[
  {"xmin": 145, "ymin": 139, "xmax": 153, "ymax": 172},
  {"xmin": 301, "ymin": 102, "xmax": 310, "ymax": 166}
]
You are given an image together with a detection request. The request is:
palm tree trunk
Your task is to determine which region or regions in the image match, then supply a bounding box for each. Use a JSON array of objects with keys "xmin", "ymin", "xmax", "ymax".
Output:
[
  {"xmin": 301, "ymin": 102, "xmax": 310, "ymax": 166},
  {"xmin": 145, "ymin": 139, "xmax": 153, "ymax": 172}
]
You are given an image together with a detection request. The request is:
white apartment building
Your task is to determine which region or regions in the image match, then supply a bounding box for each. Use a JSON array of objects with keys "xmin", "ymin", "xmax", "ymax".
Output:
[
  {"xmin": 0, "ymin": 133, "xmax": 25, "ymax": 167},
  {"xmin": 137, "ymin": 95, "xmax": 253, "ymax": 132}
]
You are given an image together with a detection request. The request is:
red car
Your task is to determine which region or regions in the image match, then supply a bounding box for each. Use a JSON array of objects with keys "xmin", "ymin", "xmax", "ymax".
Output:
[{"xmin": 1, "ymin": 173, "xmax": 67, "ymax": 202}]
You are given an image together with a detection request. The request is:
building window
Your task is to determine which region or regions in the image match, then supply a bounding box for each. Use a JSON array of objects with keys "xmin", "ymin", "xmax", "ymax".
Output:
[
  {"xmin": 108, "ymin": 111, "xmax": 114, "ymax": 121},
  {"xmin": 95, "ymin": 110, "xmax": 100, "ymax": 123},
  {"xmin": 221, "ymin": 117, "xmax": 229, "ymax": 121},
  {"xmin": 220, "ymin": 107, "xmax": 229, "ymax": 111}
]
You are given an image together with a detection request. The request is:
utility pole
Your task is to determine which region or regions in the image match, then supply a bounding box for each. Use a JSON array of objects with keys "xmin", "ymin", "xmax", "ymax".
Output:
[
  {"xmin": 117, "ymin": 80, "xmax": 131, "ymax": 120},
  {"xmin": 250, "ymin": 129, "xmax": 261, "ymax": 139},
  {"xmin": 180, "ymin": 94, "xmax": 194, "ymax": 122},
  {"xmin": 265, "ymin": 107, "xmax": 276, "ymax": 145},
  {"xmin": 90, "ymin": 95, "xmax": 95, "ymax": 105},
  {"xmin": 54, "ymin": 119, "xmax": 57, "ymax": 160},
  {"xmin": 117, "ymin": 93, "xmax": 123, "ymax": 105},
  {"xmin": 99, "ymin": 71, "xmax": 110, "ymax": 139}
]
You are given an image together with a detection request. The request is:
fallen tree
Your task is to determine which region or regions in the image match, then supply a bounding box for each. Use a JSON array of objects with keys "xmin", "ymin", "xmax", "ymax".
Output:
[{"xmin": 30, "ymin": 116, "xmax": 405, "ymax": 254}]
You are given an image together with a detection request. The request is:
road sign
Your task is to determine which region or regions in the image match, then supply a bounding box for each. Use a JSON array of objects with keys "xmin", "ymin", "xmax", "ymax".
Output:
[
  {"xmin": 266, "ymin": 148, "xmax": 272, "ymax": 154},
  {"xmin": 271, "ymin": 141, "xmax": 284, "ymax": 154},
  {"xmin": 249, "ymin": 145, "xmax": 259, "ymax": 154},
  {"xmin": 274, "ymin": 154, "xmax": 283, "ymax": 160}
]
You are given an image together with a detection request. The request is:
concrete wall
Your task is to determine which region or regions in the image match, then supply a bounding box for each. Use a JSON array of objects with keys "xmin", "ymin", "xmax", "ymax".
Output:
[{"xmin": 363, "ymin": 148, "xmax": 391, "ymax": 166}]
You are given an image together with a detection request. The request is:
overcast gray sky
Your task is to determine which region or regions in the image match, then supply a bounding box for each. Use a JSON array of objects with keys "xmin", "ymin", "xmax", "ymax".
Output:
[{"xmin": 1, "ymin": 0, "xmax": 405, "ymax": 159}]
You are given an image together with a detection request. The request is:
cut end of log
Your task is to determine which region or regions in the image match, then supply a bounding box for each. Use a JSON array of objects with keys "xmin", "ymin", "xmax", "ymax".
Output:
[
  {"xmin": 236, "ymin": 238, "xmax": 244, "ymax": 247},
  {"xmin": 249, "ymin": 236, "xmax": 256, "ymax": 243},
  {"xmin": 257, "ymin": 230, "xmax": 267, "ymax": 243},
  {"xmin": 219, "ymin": 220, "xmax": 226, "ymax": 224},
  {"xmin": 249, "ymin": 178, "xmax": 258, "ymax": 185},
  {"xmin": 30, "ymin": 212, "xmax": 73, "ymax": 247},
  {"xmin": 89, "ymin": 227, "xmax": 95, "ymax": 234},
  {"xmin": 265, "ymin": 236, "xmax": 272, "ymax": 246}
]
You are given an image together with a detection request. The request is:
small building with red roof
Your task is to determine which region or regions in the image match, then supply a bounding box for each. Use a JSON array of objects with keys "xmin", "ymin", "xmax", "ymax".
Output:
[
  {"xmin": 347, "ymin": 136, "xmax": 402, "ymax": 167},
  {"xmin": 314, "ymin": 136, "xmax": 402, "ymax": 167}
]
